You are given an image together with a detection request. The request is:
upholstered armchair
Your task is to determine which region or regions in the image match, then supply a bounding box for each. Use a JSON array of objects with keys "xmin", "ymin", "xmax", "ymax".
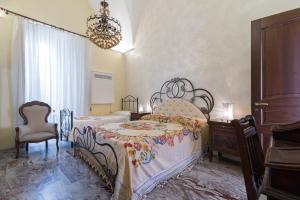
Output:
[{"xmin": 15, "ymin": 101, "xmax": 59, "ymax": 158}]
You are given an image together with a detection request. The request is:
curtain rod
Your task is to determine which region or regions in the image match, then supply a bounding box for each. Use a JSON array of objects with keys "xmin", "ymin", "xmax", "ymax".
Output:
[{"xmin": 0, "ymin": 6, "xmax": 88, "ymax": 38}]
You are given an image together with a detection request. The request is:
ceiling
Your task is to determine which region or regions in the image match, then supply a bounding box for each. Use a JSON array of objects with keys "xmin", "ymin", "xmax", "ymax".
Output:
[{"xmin": 88, "ymin": 0, "xmax": 147, "ymax": 53}]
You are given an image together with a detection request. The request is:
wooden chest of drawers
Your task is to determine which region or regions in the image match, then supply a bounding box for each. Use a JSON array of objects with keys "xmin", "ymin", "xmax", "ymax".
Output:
[{"xmin": 208, "ymin": 120, "xmax": 239, "ymax": 161}]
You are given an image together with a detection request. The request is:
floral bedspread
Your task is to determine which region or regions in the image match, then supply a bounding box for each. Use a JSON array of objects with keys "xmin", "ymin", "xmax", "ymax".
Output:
[
  {"xmin": 97, "ymin": 115, "xmax": 204, "ymax": 168},
  {"xmin": 89, "ymin": 114, "xmax": 207, "ymax": 200}
]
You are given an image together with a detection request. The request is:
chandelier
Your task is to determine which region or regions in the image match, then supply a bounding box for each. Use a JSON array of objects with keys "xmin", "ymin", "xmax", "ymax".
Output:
[{"xmin": 86, "ymin": 0, "xmax": 122, "ymax": 49}]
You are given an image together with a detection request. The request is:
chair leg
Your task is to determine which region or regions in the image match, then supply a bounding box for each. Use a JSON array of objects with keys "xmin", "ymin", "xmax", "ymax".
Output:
[
  {"xmin": 45, "ymin": 140, "xmax": 48, "ymax": 151},
  {"xmin": 15, "ymin": 141, "xmax": 19, "ymax": 159},
  {"xmin": 26, "ymin": 143, "xmax": 29, "ymax": 152},
  {"xmin": 56, "ymin": 138, "xmax": 59, "ymax": 152},
  {"xmin": 218, "ymin": 152, "xmax": 223, "ymax": 159}
]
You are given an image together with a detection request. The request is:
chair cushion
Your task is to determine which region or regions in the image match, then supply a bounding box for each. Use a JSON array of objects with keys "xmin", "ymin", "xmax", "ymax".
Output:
[
  {"xmin": 18, "ymin": 123, "xmax": 57, "ymax": 136},
  {"xmin": 19, "ymin": 132, "xmax": 56, "ymax": 142}
]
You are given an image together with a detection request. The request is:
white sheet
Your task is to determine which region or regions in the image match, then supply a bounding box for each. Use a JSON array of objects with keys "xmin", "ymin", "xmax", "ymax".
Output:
[
  {"xmin": 74, "ymin": 115, "xmax": 130, "ymax": 130},
  {"xmin": 70, "ymin": 114, "xmax": 130, "ymax": 142}
]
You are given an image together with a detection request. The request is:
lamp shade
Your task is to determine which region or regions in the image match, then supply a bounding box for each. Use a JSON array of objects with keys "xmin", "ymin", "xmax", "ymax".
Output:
[
  {"xmin": 223, "ymin": 103, "xmax": 234, "ymax": 121},
  {"xmin": 138, "ymin": 105, "xmax": 144, "ymax": 113}
]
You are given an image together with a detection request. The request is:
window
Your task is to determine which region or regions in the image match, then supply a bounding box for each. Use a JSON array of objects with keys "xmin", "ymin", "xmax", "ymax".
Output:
[{"xmin": 12, "ymin": 19, "xmax": 91, "ymax": 124}]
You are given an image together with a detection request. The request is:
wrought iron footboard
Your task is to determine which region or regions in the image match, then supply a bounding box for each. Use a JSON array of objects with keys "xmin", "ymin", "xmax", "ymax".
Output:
[
  {"xmin": 73, "ymin": 126, "xmax": 119, "ymax": 191},
  {"xmin": 60, "ymin": 109, "xmax": 73, "ymax": 142}
]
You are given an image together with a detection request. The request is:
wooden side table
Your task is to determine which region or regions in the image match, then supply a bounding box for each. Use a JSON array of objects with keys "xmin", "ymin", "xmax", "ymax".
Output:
[
  {"xmin": 208, "ymin": 119, "xmax": 239, "ymax": 161},
  {"xmin": 130, "ymin": 112, "xmax": 151, "ymax": 121}
]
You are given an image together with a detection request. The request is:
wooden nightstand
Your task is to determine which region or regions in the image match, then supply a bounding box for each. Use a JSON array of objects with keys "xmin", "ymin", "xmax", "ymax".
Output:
[
  {"xmin": 208, "ymin": 119, "xmax": 239, "ymax": 162},
  {"xmin": 130, "ymin": 112, "xmax": 151, "ymax": 121}
]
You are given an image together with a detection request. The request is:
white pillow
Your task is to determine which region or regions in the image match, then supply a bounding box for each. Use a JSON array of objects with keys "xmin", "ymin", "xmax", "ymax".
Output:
[{"xmin": 112, "ymin": 111, "xmax": 131, "ymax": 116}]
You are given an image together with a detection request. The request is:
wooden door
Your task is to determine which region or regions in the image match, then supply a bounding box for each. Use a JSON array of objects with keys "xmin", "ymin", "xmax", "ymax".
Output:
[{"xmin": 252, "ymin": 8, "xmax": 300, "ymax": 151}]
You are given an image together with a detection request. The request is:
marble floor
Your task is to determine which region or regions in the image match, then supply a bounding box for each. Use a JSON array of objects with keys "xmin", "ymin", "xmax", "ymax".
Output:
[{"xmin": 0, "ymin": 140, "xmax": 247, "ymax": 200}]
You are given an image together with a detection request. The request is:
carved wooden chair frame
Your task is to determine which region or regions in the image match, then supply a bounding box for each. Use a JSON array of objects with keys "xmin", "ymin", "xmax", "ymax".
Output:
[
  {"xmin": 15, "ymin": 101, "xmax": 59, "ymax": 158},
  {"xmin": 231, "ymin": 115, "xmax": 265, "ymax": 200}
]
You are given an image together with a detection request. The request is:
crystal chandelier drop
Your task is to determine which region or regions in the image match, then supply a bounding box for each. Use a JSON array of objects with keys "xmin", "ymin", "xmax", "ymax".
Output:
[{"xmin": 86, "ymin": 0, "xmax": 122, "ymax": 49}]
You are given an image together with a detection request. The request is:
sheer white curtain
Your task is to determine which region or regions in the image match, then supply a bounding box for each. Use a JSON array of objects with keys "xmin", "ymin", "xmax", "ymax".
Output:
[{"xmin": 11, "ymin": 18, "xmax": 91, "ymax": 125}]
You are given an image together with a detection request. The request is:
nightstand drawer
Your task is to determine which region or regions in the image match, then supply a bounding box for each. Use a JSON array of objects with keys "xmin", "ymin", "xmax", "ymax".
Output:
[
  {"xmin": 211, "ymin": 125, "xmax": 234, "ymax": 133},
  {"xmin": 213, "ymin": 132, "xmax": 239, "ymax": 155}
]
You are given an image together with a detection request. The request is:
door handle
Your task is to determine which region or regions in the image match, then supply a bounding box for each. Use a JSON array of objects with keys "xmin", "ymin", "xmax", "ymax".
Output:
[{"xmin": 254, "ymin": 102, "xmax": 269, "ymax": 106}]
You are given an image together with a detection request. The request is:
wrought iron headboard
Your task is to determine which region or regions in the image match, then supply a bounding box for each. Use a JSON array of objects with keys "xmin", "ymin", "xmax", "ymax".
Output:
[
  {"xmin": 122, "ymin": 95, "xmax": 138, "ymax": 112},
  {"xmin": 150, "ymin": 77, "xmax": 214, "ymax": 120}
]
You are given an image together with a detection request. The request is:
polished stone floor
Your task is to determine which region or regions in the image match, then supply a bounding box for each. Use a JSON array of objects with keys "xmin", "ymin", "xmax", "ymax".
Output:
[{"xmin": 0, "ymin": 141, "xmax": 246, "ymax": 200}]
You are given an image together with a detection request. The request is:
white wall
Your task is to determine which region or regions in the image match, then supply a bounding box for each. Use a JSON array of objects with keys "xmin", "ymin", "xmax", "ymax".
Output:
[
  {"xmin": 125, "ymin": 0, "xmax": 300, "ymax": 119},
  {"xmin": 0, "ymin": 15, "xmax": 13, "ymax": 150}
]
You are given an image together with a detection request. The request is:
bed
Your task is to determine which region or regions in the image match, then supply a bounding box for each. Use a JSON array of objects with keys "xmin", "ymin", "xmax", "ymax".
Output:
[
  {"xmin": 72, "ymin": 77, "xmax": 214, "ymax": 200},
  {"xmin": 60, "ymin": 95, "xmax": 139, "ymax": 142}
]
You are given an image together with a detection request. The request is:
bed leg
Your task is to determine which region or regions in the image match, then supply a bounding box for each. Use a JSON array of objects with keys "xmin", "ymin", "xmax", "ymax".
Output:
[
  {"xmin": 45, "ymin": 140, "xmax": 48, "ymax": 151},
  {"xmin": 73, "ymin": 142, "xmax": 76, "ymax": 157},
  {"xmin": 26, "ymin": 143, "xmax": 29, "ymax": 152},
  {"xmin": 73, "ymin": 147, "xmax": 77, "ymax": 157}
]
